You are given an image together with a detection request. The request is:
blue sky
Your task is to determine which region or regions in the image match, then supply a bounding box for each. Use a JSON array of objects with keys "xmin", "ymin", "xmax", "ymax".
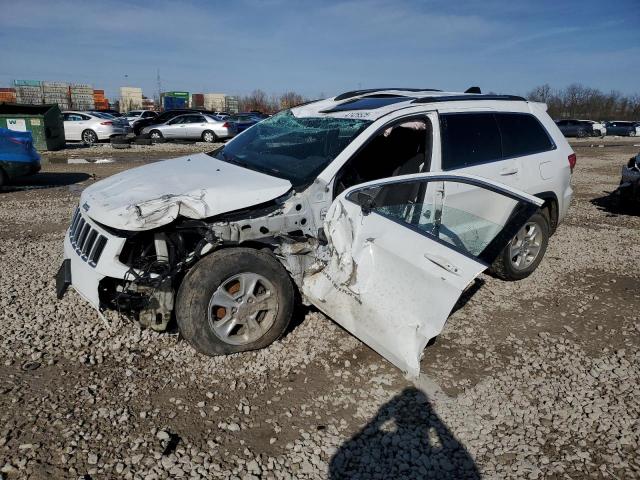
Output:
[{"xmin": 0, "ymin": 0, "xmax": 638, "ymax": 100}]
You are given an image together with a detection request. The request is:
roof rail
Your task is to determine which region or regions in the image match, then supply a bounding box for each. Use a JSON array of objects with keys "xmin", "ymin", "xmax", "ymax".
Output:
[
  {"xmin": 411, "ymin": 94, "xmax": 526, "ymax": 104},
  {"xmin": 334, "ymin": 88, "xmax": 441, "ymax": 101}
]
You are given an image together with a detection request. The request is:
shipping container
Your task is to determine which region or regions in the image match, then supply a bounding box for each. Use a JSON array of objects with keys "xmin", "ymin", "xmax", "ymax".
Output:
[
  {"xmin": 14, "ymin": 80, "xmax": 41, "ymax": 87},
  {"xmin": 191, "ymin": 93, "xmax": 204, "ymax": 108}
]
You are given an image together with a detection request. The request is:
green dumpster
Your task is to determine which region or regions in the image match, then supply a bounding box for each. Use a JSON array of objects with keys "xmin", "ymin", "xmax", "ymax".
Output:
[{"xmin": 0, "ymin": 103, "xmax": 65, "ymax": 151}]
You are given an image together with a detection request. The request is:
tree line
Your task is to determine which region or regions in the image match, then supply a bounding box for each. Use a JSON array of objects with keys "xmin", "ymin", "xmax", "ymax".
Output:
[
  {"xmin": 526, "ymin": 84, "xmax": 640, "ymax": 121},
  {"xmin": 238, "ymin": 90, "xmax": 308, "ymax": 114}
]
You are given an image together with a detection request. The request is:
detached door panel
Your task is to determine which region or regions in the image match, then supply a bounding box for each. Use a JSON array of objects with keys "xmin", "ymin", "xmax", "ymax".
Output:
[{"xmin": 303, "ymin": 174, "xmax": 542, "ymax": 378}]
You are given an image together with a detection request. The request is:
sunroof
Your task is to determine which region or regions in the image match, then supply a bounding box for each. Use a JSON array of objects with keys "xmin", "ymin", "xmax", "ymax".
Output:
[{"xmin": 323, "ymin": 96, "xmax": 414, "ymax": 112}]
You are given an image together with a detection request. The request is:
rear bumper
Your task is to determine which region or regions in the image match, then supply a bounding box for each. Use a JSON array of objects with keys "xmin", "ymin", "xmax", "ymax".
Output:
[{"xmin": 558, "ymin": 183, "xmax": 574, "ymax": 224}]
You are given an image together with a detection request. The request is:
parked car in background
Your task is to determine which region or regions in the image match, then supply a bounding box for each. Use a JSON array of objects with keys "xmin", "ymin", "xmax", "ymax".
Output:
[
  {"xmin": 58, "ymin": 88, "xmax": 574, "ymax": 377},
  {"xmin": 63, "ymin": 111, "xmax": 132, "ymax": 143},
  {"xmin": 578, "ymin": 120, "xmax": 606, "ymax": 137},
  {"xmin": 141, "ymin": 113, "xmax": 234, "ymax": 142},
  {"xmin": 0, "ymin": 128, "xmax": 40, "ymax": 186},
  {"xmin": 555, "ymin": 119, "xmax": 595, "ymax": 137},
  {"xmin": 96, "ymin": 109, "xmax": 123, "ymax": 117},
  {"xmin": 132, "ymin": 109, "xmax": 199, "ymax": 135},
  {"xmin": 617, "ymin": 152, "xmax": 640, "ymax": 209},
  {"xmin": 89, "ymin": 111, "xmax": 131, "ymax": 129},
  {"xmin": 124, "ymin": 110, "xmax": 157, "ymax": 128},
  {"xmin": 605, "ymin": 121, "xmax": 639, "ymax": 136},
  {"xmin": 225, "ymin": 113, "xmax": 267, "ymax": 133}
]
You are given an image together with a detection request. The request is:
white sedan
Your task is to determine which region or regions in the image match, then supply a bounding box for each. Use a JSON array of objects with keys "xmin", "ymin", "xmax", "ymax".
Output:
[
  {"xmin": 141, "ymin": 113, "xmax": 234, "ymax": 142},
  {"xmin": 62, "ymin": 111, "xmax": 131, "ymax": 144}
]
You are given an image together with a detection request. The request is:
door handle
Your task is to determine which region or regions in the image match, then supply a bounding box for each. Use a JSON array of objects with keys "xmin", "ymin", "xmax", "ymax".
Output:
[
  {"xmin": 499, "ymin": 167, "xmax": 519, "ymax": 176},
  {"xmin": 424, "ymin": 254, "xmax": 460, "ymax": 275}
]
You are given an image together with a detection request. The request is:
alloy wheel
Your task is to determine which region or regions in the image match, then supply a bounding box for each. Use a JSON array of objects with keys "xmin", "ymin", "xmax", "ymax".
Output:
[
  {"xmin": 509, "ymin": 221, "xmax": 543, "ymax": 271},
  {"xmin": 207, "ymin": 272, "xmax": 278, "ymax": 346}
]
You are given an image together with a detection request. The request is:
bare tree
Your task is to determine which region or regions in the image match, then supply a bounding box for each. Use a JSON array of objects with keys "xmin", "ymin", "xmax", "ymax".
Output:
[{"xmin": 280, "ymin": 91, "xmax": 305, "ymax": 110}]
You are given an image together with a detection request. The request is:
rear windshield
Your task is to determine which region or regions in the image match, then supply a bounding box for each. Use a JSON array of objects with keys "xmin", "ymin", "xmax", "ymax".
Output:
[{"xmin": 209, "ymin": 110, "xmax": 371, "ymax": 187}]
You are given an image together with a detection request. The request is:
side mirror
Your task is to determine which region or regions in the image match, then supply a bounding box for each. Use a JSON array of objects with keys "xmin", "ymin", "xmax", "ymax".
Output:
[{"xmin": 354, "ymin": 191, "xmax": 376, "ymax": 216}]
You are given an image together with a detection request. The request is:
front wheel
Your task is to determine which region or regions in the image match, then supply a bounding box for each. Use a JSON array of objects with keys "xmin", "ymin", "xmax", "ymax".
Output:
[
  {"xmin": 149, "ymin": 130, "xmax": 163, "ymax": 140},
  {"xmin": 176, "ymin": 248, "xmax": 295, "ymax": 356},
  {"xmin": 82, "ymin": 129, "xmax": 98, "ymax": 144},
  {"xmin": 490, "ymin": 210, "xmax": 549, "ymax": 281},
  {"xmin": 576, "ymin": 129, "xmax": 588, "ymax": 138}
]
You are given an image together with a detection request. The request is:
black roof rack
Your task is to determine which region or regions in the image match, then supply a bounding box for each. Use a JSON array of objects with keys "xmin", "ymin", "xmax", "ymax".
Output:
[
  {"xmin": 411, "ymin": 94, "xmax": 526, "ymax": 104},
  {"xmin": 334, "ymin": 88, "xmax": 441, "ymax": 101}
]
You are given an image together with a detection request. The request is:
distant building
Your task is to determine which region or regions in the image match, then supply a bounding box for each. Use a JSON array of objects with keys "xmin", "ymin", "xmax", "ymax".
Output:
[
  {"xmin": 203, "ymin": 93, "xmax": 226, "ymax": 112},
  {"xmin": 225, "ymin": 95, "xmax": 239, "ymax": 114},
  {"xmin": 142, "ymin": 97, "xmax": 156, "ymax": 111},
  {"xmin": 120, "ymin": 87, "xmax": 143, "ymax": 112}
]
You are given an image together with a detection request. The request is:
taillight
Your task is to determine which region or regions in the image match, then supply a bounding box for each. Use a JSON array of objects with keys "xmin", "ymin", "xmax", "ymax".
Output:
[
  {"xmin": 568, "ymin": 153, "xmax": 577, "ymax": 172},
  {"xmin": 100, "ymin": 121, "xmax": 113, "ymax": 126},
  {"xmin": 222, "ymin": 122, "xmax": 230, "ymax": 128}
]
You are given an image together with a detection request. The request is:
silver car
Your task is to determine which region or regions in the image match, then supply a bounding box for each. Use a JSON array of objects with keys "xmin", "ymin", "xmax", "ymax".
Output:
[{"xmin": 141, "ymin": 114, "xmax": 233, "ymax": 142}]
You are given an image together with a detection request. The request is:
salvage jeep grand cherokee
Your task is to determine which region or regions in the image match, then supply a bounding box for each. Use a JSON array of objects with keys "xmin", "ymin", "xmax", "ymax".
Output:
[{"xmin": 57, "ymin": 88, "xmax": 574, "ymax": 377}]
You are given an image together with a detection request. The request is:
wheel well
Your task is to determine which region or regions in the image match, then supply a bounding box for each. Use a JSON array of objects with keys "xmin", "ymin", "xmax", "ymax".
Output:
[{"xmin": 535, "ymin": 192, "xmax": 558, "ymax": 234}]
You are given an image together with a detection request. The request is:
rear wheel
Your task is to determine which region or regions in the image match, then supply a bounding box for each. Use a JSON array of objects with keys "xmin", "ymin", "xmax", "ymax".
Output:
[
  {"xmin": 491, "ymin": 210, "xmax": 549, "ymax": 281},
  {"xmin": 82, "ymin": 129, "xmax": 98, "ymax": 144},
  {"xmin": 149, "ymin": 130, "xmax": 163, "ymax": 140},
  {"xmin": 176, "ymin": 248, "xmax": 295, "ymax": 356},
  {"xmin": 202, "ymin": 130, "xmax": 217, "ymax": 143}
]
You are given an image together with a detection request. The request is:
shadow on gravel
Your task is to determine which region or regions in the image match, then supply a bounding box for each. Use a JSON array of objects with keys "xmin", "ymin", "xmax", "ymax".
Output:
[
  {"xmin": 0, "ymin": 172, "xmax": 92, "ymax": 193},
  {"xmin": 329, "ymin": 387, "xmax": 480, "ymax": 480},
  {"xmin": 591, "ymin": 192, "xmax": 640, "ymax": 217}
]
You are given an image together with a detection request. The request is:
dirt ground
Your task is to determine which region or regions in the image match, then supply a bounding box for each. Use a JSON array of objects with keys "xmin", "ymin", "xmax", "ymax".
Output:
[{"xmin": 0, "ymin": 138, "xmax": 639, "ymax": 479}]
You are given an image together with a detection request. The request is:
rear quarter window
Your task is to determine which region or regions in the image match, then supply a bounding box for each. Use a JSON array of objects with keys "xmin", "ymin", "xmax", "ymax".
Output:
[{"xmin": 495, "ymin": 113, "xmax": 555, "ymax": 158}]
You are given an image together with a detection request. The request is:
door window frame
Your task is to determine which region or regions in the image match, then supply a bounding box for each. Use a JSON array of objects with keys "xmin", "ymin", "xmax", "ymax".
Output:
[
  {"xmin": 331, "ymin": 113, "xmax": 435, "ymax": 199},
  {"xmin": 344, "ymin": 174, "xmax": 539, "ymax": 266}
]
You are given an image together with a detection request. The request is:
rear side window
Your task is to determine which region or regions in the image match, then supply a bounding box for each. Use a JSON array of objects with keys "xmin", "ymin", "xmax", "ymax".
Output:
[
  {"xmin": 440, "ymin": 113, "xmax": 501, "ymax": 170},
  {"xmin": 441, "ymin": 112, "xmax": 554, "ymax": 170},
  {"xmin": 495, "ymin": 113, "xmax": 554, "ymax": 158}
]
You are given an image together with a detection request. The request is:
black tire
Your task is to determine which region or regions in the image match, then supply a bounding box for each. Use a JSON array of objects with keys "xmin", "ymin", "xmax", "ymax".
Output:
[
  {"xmin": 82, "ymin": 129, "xmax": 98, "ymax": 145},
  {"xmin": 149, "ymin": 130, "xmax": 163, "ymax": 140},
  {"xmin": 202, "ymin": 130, "xmax": 218, "ymax": 143},
  {"xmin": 176, "ymin": 248, "xmax": 295, "ymax": 356},
  {"xmin": 110, "ymin": 135, "xmax": 131, "ymax": 144},
  {"xmin": 0, "ymin": 167, "xmax": 7, "ymax": 187},
  {"xmin": 490, "ymin": 210, "xmax": 550, "ymax": 281},
  {"xmin": 576, "ymin": 129, "xmax": 588, "ymax": 138}
]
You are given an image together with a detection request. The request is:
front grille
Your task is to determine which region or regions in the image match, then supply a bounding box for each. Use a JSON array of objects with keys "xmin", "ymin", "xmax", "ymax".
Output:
[{"xmin": 69, "ymin": 208, "xmax": 108, "ymax": 267}]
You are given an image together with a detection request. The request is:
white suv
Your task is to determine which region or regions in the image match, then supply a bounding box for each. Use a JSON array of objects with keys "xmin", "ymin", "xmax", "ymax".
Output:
[{"xmin": 57, "ymin": 89, "xmax": 574, "ymax": 377}]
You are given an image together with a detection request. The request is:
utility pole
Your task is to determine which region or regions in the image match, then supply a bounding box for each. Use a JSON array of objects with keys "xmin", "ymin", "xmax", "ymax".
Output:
[{"xmin": 156, "ymin": 68, "xmax": 162, "ymax": 111}]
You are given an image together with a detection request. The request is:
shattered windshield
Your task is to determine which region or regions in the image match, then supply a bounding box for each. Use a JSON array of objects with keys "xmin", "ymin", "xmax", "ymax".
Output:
[{"xmin": 209, "ymin": 110, "xmax": 371, "ymax": 186}]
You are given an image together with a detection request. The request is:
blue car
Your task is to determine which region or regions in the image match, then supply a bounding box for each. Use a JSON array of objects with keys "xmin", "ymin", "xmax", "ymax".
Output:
[
  {"xmin": 0, "ymin": 128, "xmax": 41, "ymax": 186},
  {"xmin": 226, "ymin": 113, "xmax": 268, "ymax": 134}
]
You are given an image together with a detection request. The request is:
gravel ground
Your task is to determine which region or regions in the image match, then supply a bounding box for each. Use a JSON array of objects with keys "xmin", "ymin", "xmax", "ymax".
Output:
[{"xmin": 0, "ymin": 140, "xmax": 638, "ymax": 479}]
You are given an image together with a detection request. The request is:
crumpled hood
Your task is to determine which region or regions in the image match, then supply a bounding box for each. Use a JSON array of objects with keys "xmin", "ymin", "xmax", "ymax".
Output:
[{"xmin": 81, "ymin": 153, "xmax": 292, "ymax": 231}]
